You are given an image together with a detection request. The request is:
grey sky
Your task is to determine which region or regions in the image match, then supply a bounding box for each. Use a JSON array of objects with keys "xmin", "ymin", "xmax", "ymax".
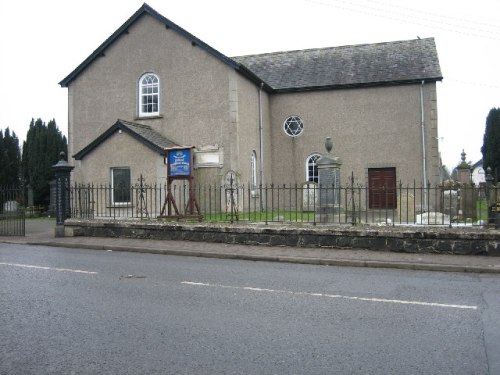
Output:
[{"xmin": 1, "ymin": 0, "xmax": 499, "ymax": 171}]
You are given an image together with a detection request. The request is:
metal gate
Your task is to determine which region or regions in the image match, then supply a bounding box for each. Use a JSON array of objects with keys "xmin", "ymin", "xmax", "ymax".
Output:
[{"xmin": 0, "ymin": 186, "xmax": 25, "ymax": 236}]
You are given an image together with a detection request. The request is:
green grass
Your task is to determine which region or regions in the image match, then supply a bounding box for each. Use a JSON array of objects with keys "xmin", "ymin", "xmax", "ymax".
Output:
[
  {"xmin": 476, "ymin": 198, "xmax": 489, "ymax": 221},
  {"xmin": 203, "ymin": 211, "xmax": 316, "ymax": 223}
]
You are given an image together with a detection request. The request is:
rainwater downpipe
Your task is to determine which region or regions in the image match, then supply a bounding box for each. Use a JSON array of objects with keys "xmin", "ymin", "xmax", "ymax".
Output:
[
  {"xmin": 258, "ymin": 82, "xmax": 264, "ymax": 211},
  {"xmin": 420, "ymin": 80, "xmax": 428, "ymax": 211}
]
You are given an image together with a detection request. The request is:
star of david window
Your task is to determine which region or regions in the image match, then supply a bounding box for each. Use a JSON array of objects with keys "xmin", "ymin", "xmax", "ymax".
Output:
[{"xmin": 283, "ymin": 116, "xmax": 304, "ymax": 137}]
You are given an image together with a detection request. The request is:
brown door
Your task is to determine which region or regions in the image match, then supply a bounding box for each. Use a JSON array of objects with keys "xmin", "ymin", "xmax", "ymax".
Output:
[{"xmin": 368, "ymin": 168, "xmax": 396, "ymax": 209}]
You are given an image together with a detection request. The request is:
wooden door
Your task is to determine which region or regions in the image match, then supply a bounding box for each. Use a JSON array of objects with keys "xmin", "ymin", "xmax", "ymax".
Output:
[{"xmin": 368, "ymin": 168, "xmax": 396, "ymax": 209}]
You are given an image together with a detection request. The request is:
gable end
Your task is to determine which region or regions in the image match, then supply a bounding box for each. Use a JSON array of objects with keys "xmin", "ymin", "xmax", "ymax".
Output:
[
  {"xmin": 73, "ymin": 119, "xmax": 179, "ymax": 160},
  {"xmin": 59, "ymin": 3, "xmax": 271, "ymax": 90}
]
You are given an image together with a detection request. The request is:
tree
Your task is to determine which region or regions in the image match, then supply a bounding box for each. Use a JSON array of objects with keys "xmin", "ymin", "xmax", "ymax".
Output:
[
  {"xmin": 22, "ymin": 118, "xmax": 67, "ymax": 207},
  {"xmin": 0, "ymin": 127, "xmax": 21, "ymax": 186},
  {"xmin": 481, "ymin": 108, "xmax": 500, "ymax": 180}
]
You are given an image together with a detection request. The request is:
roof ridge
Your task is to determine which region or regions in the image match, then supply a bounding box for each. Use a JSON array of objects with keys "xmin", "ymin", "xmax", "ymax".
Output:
[{"xmin": 232, "ymin": 38, "xmax": 434, "ymax": 59}]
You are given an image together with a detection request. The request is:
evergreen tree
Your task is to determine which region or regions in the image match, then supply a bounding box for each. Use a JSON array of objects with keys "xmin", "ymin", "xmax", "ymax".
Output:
[
  {"xmin": 481, "ymin": 108, "xmax": 500, "ymax": 180},
  {"xmin": 22, "ymin": 118, "xmax": 67, "ymax": 207},
  {"xmin": 0, "ymin": 130, "xmax": 4, "ymax": 183},
  {"xmin": 0, "ymin": 128, "xmax": 21, "ymax": 186}
]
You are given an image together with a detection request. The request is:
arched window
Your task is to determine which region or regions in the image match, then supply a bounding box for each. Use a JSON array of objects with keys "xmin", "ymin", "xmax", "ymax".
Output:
[
  {"xmin": 251, "ymin": 151, "xmax": 257, "ymax": 191},
  {"xmin": 306, "ymin": 153, "xmax": 321, "ymax": 183},
  {"xmin": 139, "ymin": 73, "xmax": 159, "ymax": 117}
]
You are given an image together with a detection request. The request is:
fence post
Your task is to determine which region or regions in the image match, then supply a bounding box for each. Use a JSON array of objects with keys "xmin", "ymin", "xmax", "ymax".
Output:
[{"xmin": 52, "ymin": 152, "xmax": 74, "ymax": 237}]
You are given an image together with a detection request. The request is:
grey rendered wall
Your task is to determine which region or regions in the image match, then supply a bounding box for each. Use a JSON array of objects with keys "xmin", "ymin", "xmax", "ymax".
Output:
[
  {"xmin": 232, "ymin": 74, "xmax": 271, "ymax": 186},
  {"xmin": 67, "ymin": 13, "xmax": 237, "ymax": 184},
  {"xmin": 77, "ymin": 131, "xmax": 165, "ymax": 187},
  {"xmin": 268, "ymin": 83, "xmax": 440, "ymax": 187}
]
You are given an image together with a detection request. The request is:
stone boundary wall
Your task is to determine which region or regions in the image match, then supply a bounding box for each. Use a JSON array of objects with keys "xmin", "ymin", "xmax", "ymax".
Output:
[{"xmin": 63, "ymin": 219, "xmax": 500, "ymax": 256}]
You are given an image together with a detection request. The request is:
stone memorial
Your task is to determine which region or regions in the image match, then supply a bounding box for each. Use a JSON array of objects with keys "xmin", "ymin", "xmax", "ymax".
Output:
[
  {"xmin": 224, "ymin": 170, "xmax": 243, "ymax": 217},
  {"xmin": 317, "ymin": 137, "xmax": 342, "ymax": 222}
]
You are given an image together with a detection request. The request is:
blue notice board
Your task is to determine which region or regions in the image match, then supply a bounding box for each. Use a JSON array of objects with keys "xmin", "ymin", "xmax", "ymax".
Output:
[{"xmin": 168, "ymin": 148, "xmax": 191, "ymax": 176}]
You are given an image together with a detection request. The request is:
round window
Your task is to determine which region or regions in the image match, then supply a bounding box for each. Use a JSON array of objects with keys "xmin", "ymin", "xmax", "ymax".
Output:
[{"xmin": 283, "ymin": 116, "xmax": 304, "ymax": 137}]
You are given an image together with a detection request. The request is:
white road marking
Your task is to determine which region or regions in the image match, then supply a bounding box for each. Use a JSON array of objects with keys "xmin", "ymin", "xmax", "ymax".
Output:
[
  {"xmin": 0, "ymin": 262, "xmax": 97, "ymax": 275},
  {"xmin": 181, "ymin": 281, "xmax": 477, "ymax": 310}
]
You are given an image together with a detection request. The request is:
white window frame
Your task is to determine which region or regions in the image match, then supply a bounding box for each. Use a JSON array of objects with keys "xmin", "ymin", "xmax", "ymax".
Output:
[
  {"xmin": 306, "ymin": 153, "xmax": 321, "ymax": 183},
  {"xmin": 283, "ymin": 115, "xmax": 304, "ymax": 137},
  {"xmin": 138, "ymin": 73, "xmax": 160, "ymax": 117}
]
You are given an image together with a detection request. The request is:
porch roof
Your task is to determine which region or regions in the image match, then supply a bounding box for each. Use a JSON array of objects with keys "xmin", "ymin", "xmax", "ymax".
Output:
[{"xmin": 73, "ymin": 119, "xmax": 179, "ymax": 160}]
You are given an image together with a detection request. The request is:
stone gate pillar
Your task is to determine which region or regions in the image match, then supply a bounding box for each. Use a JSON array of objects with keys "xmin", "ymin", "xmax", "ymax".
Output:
[
  {"xmin": 52, "ymin": 152, "xmax": 74, "ymax": 237},
  {"xmin": 317, "ymin": 137, "xmax": 342, "ymax": 222}
]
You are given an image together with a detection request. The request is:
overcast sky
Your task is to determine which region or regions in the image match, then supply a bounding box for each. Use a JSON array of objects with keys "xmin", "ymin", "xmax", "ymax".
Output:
[{"xmin": 1, "ymin": 0, "xmax": 499, "ymax": 171}]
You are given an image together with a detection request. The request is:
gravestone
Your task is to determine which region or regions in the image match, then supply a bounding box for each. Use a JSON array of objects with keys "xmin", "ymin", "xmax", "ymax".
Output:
[
  {"xmin": 3, "ymin": 200, "xmax": 18, "ymax": 212},
  {"xmin": 302, "ymin": 182, "xmax": 318, "ymax": 212},
  {"xmin": 442, "ymin": 189, "xmax": 458, "ymax": 219}
]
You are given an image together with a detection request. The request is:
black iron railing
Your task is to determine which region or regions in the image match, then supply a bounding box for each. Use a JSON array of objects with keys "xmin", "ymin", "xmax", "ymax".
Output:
[
  {"xmin": 0, "ymin": 186, "xmax": 25, "ymax": 236},
  {"xmin": 68, "ymin": 178, "xmax": 498, "ymax": 227}
]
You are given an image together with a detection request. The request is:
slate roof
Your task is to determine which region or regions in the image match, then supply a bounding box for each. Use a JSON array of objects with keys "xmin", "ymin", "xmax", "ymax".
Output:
[
  {"xmin": 233, "ymin": 38, "xmax": 442, "ymax": 92},
  {"xmin": 73, "ymin": 119, "xmax": 179, "ymax": 160}
]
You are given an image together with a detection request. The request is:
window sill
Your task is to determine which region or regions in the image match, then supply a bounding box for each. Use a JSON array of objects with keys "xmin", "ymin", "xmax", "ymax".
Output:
[
  {"xmin": 135, "ymin": 114, "xmax": 164, "ymax": 120},
  {"xmin": 107, "ymin": 204, "xmax": 133, "ymax": 208}
]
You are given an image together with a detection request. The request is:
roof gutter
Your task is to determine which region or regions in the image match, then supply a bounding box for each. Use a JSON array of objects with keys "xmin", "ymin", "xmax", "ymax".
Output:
[{"xmin": 272, "ymin": 77, "xmax": 443, "ymax": 94}]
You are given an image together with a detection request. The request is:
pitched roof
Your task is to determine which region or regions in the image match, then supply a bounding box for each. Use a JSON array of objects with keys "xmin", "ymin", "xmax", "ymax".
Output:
[
  {"xmin": 471, "ymin": 159, "xmax": 483, "ymax": 170},
  {"xmin": 73, "ymin": 119, "xmax": 179, "ymax": 160},
  {"xmin": 60, "ymin": 4, "xmax": 441, "ymax": 92},
  {"xmin": 59, "ymin": 3, "xmax": 270, "ymax": 90},
  {"xmin": 233, "ymin": 38, "xmax": 442, "ymax": 92}
]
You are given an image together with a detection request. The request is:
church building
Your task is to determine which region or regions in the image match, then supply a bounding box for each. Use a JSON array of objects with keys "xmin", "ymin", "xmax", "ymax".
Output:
[{"xmin": 60, "ymin": 3, "xmax": 442, "ymax": 210}]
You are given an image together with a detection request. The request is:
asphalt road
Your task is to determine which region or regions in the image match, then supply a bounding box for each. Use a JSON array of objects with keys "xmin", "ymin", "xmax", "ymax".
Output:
[{"xmin": 1, "ymin": 244, "xmax": 499, "ymax": 375}]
